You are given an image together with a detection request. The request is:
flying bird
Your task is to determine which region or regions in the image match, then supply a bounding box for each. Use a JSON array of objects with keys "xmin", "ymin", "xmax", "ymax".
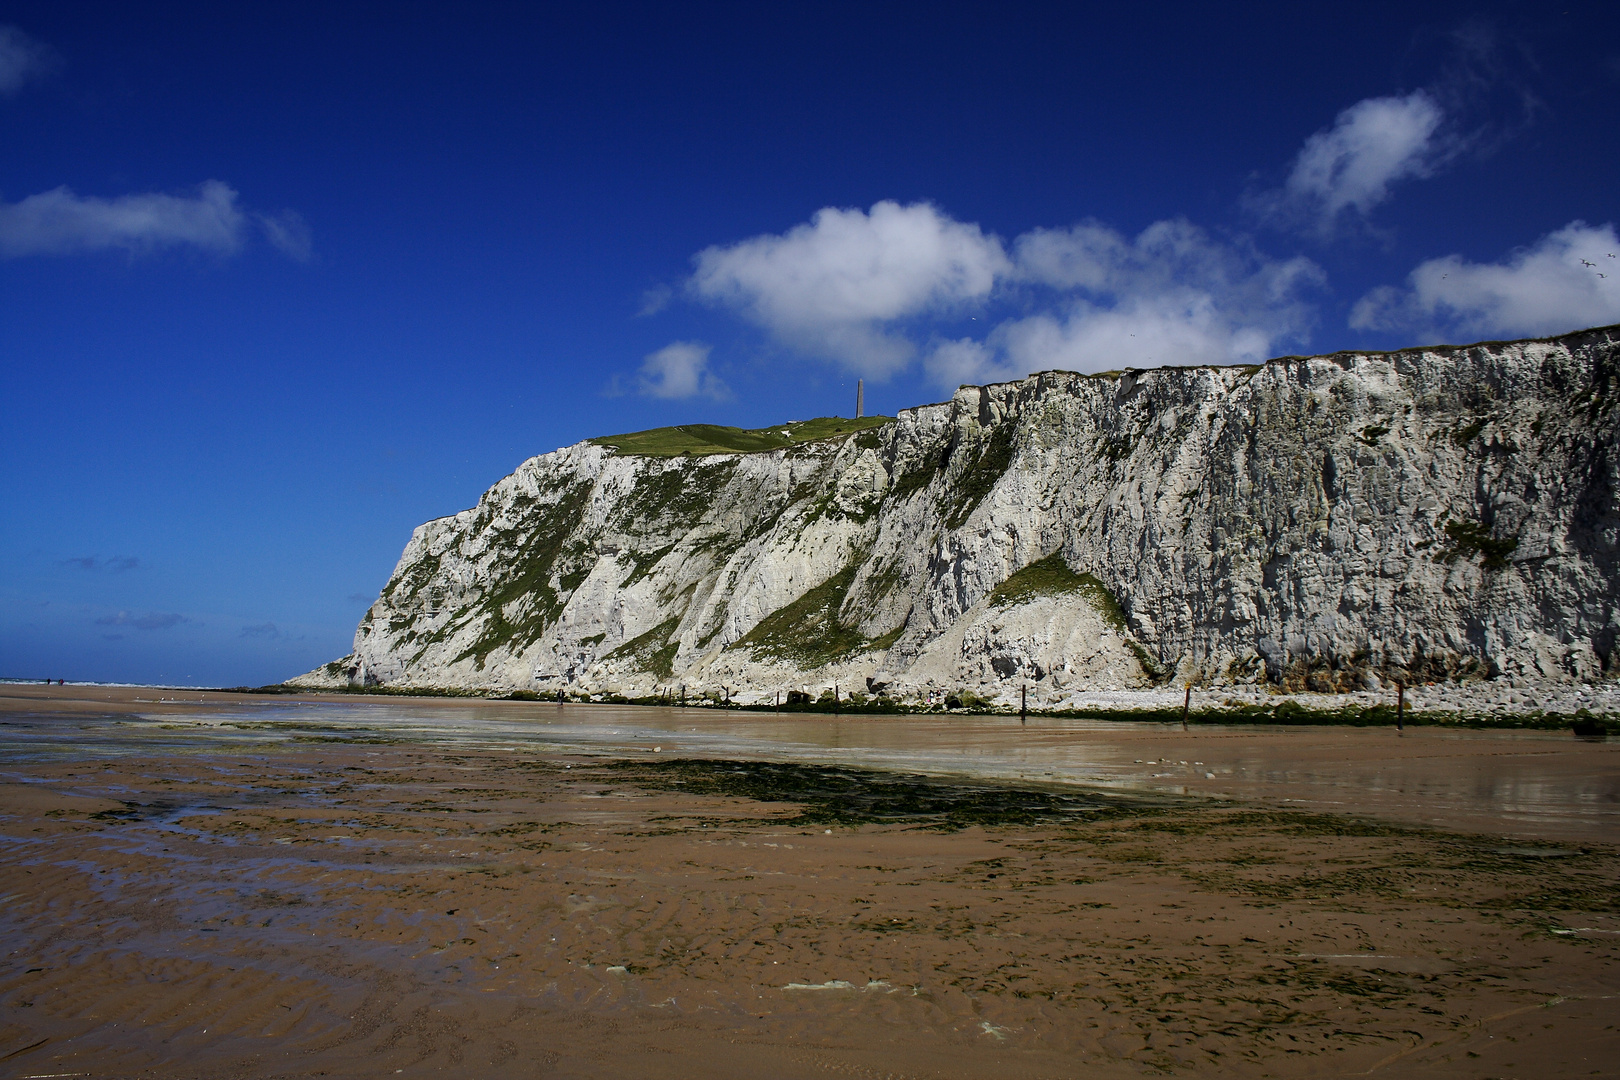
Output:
[{"xmin": 1581, "ymin": 259, "xmax": 1596, "ymax": 267}]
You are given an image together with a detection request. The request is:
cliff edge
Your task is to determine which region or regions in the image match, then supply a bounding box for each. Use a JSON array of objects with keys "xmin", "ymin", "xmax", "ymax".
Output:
[{"xmin": 292, "ymin": 324, "xmax": 1620, "ymax": 706}]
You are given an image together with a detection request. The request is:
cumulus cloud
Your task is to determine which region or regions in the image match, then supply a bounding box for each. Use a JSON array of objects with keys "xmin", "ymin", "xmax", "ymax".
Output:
[
  {"xmin": 1350, "ymin": 221, "xmax": 1620, "ymax": 338},
  {"xmin": 1258, "ymin": 91, "xmax": 1446, "ymax": 232},
  {"xmin": 690, "ymin": 200, "xmax": 1010, "ymax": 375},
  {"xmin": 96, "ymin": 611, "xmax": 190, "ymax": 631},
  {"xmin": 0, "ymin": 25, "xmax": 56, "ymax": 95},
  {"xmin": 935, "ymin": 298, "xmax": 1277, "ymax": 387},
  {"xmin": 637, "ymin": 341, "xmax": 729, "ymax": 400},
  {"xmin": 673, "ymin": 205, "xmax": 1322, "ymax": 389},
  {"xmin": 0, "ymin": 180, "xmax": 313, "ymax": 260},
  {"xmin": 926, "ymin": 219, "xmax": 1322, "ymax": 387},
  {"xmin": 1013, "ymin": 218, "xmax": 1322, "ymax": 309},
  {"xmin": 924, "ymin": 337, "xmax": 1028, "ymax": 388}
]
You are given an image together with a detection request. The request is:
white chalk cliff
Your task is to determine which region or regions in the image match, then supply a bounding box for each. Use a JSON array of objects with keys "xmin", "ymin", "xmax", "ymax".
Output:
[{"xmin": 293, "ymin": 325, "xmax": 1620, "ymax": 704}]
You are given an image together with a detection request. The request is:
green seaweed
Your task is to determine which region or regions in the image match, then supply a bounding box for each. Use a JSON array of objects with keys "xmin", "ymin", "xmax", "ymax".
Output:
[{"xmin": 604, "ymin": 758, "xmax": 1162, "ymax": 830}]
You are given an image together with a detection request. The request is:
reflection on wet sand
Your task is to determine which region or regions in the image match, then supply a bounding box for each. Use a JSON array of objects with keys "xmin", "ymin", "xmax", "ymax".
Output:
[
  {"xmin": 3, "ymin": 683, "xmax": 1615, "ymax": 842},
  {"xmin": 1, "ymin": 685, "xmax": 1616, "ymax": 1079}
]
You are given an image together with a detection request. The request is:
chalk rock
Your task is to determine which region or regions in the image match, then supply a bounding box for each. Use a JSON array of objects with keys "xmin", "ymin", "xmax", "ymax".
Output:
[{"xmin": 291, "ymin": 325, "xmax": 1620, "ymax": 702}]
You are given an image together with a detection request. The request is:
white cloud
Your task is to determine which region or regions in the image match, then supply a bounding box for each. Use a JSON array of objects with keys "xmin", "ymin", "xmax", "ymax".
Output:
[
  {"xmin": 637, "ymin": 341, "xmax": 729, "ymax": 400},
  {"xmin": 0, "ymin": 180, "xmax": 248, "ymax": 258},
  {"xmin": 677, "ymin": 206, "xmax": 1321, "ymax": 390},
  {"xmin": 924, "ymin": 338, "xmax": 1005, "ymax": 387},
  {"xmin": 637, "ymin": 283, "xmax": 673, "ymax": 317},
  {"xmin": 689, "ymin": 200, "xmax": 1010, "ymax": 375},
  {"xmin": 1265, "ymin": 91, "xmax": 1445, "ymax": 231},
  {"xmin": 0, "ymin": 180, "xmax": 313, "ymax": 260},
  {"xmin": 257, "ymin": 209, "xmax": 313, "ymax": 261},
  {"xmin": 1003, "ymin": 296, "xmax": 1277, "ymax": 371},
  {"xmin": 929, "ymin": 295, "xmax": 1296, "ymax": 389},
  {"xmin": 0, "ymin": 25, "xmax": 56, "ymax": 95},
  {"xmin": 1014, "ymin": 218, "xmax": 1321, "ymax": 310},
  {"xmin": 925, "ymin": 218, "xmax": 1322, "ymax": 387},
  {"xmin": 1350, "ymin": 221, "xmax": 1620, "ymax": 338}
]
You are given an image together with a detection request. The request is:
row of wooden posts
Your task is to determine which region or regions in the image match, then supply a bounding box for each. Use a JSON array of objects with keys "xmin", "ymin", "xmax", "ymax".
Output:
[{"xmin": 550, "ymin": 677, "xmax": 1411, "ymax": 729}]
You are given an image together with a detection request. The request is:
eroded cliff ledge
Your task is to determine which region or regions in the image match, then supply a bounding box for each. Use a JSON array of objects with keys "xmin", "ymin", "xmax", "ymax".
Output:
[{"xmin": 293, "ymin": 325, "xmax": 1620, "ymax": 705}]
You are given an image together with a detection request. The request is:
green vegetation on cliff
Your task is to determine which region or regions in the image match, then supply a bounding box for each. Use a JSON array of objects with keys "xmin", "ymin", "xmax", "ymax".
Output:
[
  {"xmin": 1440, "ymin": 518, "xmax": 1519, "ymax": 570},
  {"xmin": 988, "ymin": 553, "xmax": 1127, "ymax": 632},
  {"xmin": 450, "ymin": 480, "xmax": 595, "ymax": 669},
  {"xmin": 987, "ymin": 554, "xmax": 1165, "ymax": 681},
  {"xmin": 592, "ymin": 415, "xmax": 891, "ymax": 457},
  {"xmin": 603, "ymin": 616, "xmax": 681, "ymax": 680},
  {"xmin": 943, "ymin": 422, "xmax": 1017, "ymax": 527},
  {"xmin": 735, "ymin": 565, "xmax": 896, "ymax": 668}
]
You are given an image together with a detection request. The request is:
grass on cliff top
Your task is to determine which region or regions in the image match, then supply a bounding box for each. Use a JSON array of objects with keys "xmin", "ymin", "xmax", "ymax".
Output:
[{"xmin": 592, "ymin": 415, "xmax": 891, "ymax": 457}]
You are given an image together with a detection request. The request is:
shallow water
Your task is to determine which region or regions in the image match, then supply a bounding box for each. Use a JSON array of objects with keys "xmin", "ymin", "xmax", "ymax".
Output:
[{"xmin": 1, "ymin": 700, "xmax": 1616, "ymax": 841}]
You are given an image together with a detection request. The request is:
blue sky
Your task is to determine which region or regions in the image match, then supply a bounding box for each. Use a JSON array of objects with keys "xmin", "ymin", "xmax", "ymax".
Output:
[{"xmin": 3, "ymin": 1, "xmax": 1617, "ymax": 686}]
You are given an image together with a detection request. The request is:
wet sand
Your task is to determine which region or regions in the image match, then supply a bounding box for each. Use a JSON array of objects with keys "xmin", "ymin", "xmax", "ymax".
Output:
[
  {"xmin": 2, "ymin": 686, "xmax": 1617, "ymax": 1078},
  {"xmin": 5, "ymin": 683, "xmax": 1616, "ymax": 843}
]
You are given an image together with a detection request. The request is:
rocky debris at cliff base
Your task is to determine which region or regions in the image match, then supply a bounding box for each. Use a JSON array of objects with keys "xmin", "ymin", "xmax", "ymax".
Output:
[{"xmin": 272, "ymin": 675, "xmax": 1620, "ymax": 730}]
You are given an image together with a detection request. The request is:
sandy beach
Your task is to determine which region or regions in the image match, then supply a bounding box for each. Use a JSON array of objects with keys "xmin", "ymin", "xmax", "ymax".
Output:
[{"xmin": 1, "ymin": 685, "xmax": 1616, "ymax": 1078}]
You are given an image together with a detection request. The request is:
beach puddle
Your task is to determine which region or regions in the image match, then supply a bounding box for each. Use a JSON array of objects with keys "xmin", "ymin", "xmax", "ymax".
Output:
[{"xmin": 3, "ymin": 696, "xmax": 1616, "ymax": 840}]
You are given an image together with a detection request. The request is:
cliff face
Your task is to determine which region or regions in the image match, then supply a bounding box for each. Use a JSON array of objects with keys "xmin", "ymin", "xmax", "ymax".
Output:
[{"xmin": 294, "ymin": 325, "xmax": 1620, "ymax": 703}]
